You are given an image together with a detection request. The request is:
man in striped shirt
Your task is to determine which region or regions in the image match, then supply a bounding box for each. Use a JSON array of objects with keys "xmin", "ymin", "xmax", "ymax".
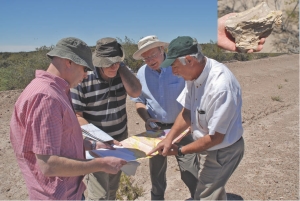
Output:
[
  {"xmin": 10, "ymin": 37, "xmax": 127, "ymax": 200},
  {"xmin": 71, "ymin": 37, "xmax": 141, "ymax": 200}
]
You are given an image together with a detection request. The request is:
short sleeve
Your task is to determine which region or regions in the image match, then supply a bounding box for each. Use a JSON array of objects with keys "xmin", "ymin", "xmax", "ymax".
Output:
[
  {"xmin": 207, "ymin": 91, "xmax": 237, "ymax": 135},
  {"xmin": 27, "ymin": 94, "xmax": 64, "ymax": 155},
  {"xmin": 177, "ymin": 82, "xmax": 191, "ymax": 110}
]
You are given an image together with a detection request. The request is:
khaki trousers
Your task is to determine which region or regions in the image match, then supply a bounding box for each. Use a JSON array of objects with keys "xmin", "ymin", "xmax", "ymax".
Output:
[
  {"xmin": 194, "ymin": 137, "xmax": 244, "ymax": 200},
  {"xmin": 86, "ymin": 130, "xmax": 128, "ymax": 200}
]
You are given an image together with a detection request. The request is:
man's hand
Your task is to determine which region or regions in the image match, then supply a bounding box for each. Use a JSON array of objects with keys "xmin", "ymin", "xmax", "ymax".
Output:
[
  {"xmin": 147, "ymin": 138, "xmax": 176, "ymax": 157},
  {"xmin": 218, "ymin": 13, "xmax": 266, "ymax": 53},
  {"xmin": 95, "ymin": 141, "xmax": 115, "ymax": 150},
  {"xmin": 97, "ymin": 157, "xmax": 127, "ymax": 174},
  {"xmin": 145, "ymin": 118, "xmax": 161, "ymax": 131},
  {"xmin": 106, "ymin": 139, "xmax": 123, "ymax": 147}
]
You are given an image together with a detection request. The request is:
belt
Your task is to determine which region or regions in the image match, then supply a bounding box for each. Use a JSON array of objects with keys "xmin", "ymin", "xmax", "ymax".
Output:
[{"xmin": 156, "ymin": 122, "xmax": 174, "ymax": 127}]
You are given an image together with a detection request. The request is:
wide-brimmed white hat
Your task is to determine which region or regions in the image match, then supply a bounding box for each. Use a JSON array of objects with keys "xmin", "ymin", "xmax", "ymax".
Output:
[{"xmin": 133, "ymin": 35, "xmax": 168, "ymax": 60}]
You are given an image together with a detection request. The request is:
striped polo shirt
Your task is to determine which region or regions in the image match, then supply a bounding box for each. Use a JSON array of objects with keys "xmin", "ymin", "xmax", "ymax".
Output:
[{"xmin": 71, "ymin": 68, "xmax": 127, "ymax": 137}]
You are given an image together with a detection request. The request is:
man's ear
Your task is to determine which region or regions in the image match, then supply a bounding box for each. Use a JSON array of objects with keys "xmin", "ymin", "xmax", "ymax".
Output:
[
  {"xmin": 185, "ymin": 55, "xmax": 194, "ymax": 65},
  {"xmin": 65, "ymin": 59, "xmax": 72, "ymax": 69}
]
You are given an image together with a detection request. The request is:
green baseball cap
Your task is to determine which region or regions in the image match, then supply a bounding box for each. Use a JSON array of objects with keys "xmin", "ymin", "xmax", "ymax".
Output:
[
  {"xmin": 161, "ymin": 36, "xmax": 199, "ymax": 68},
  {"xmin": 47, "ymin": 37, "xmax": 94, "ymax": 71}
]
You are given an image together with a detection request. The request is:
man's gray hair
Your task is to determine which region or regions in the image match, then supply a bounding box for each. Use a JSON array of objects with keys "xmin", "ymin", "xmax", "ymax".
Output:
[{"xmin": 178, "ymin": 38, "xmax": 204, "ymax": 65}]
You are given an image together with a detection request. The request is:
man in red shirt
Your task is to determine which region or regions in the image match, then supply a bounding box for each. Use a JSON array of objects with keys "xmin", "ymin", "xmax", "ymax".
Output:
[{"xmin": 10, "ymin": 37, "xmax": 126, "ymax": 200}]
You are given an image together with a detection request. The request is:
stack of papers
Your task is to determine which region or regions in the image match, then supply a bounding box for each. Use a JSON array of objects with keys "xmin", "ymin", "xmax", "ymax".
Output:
[
  {"xmin": 83, "ymin": 125, "xmax": 190, "ymax": 176},
  {"xmin": 81, "ymin": 123, "xmax": 114, "ymax": 142}
]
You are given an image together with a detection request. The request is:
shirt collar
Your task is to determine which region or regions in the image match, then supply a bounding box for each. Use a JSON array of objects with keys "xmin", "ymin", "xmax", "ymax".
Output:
[
  {"xmin": 194, "ymin": 57, "xmax": 211, "ymax": 86},
  {"xmin": 36, "ymin": 70, "xmax": 70, "ymax": 91}
]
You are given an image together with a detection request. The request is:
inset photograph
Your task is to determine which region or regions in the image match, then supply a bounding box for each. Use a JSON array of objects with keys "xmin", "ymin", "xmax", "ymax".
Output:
[{"xmin": 218, "ymin": 0, "xmax": 299, "ymax": 53}]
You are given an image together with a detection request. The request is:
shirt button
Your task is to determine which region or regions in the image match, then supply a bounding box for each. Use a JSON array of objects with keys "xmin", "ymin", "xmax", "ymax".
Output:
[{"xmin": 196, "ymin": 86, "xmax": 198, "ymax": 88}]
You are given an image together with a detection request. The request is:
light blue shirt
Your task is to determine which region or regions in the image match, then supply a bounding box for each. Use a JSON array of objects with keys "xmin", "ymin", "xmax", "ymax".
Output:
[{"xmin": 131, "ymin": 64, "xmax": 185, "ymax": 124}]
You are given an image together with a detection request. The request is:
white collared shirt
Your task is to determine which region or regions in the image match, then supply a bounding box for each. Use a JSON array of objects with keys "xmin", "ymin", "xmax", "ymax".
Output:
[{"xmin": 177, "ymin": 57, "xmax": 243, "ymax": 150}]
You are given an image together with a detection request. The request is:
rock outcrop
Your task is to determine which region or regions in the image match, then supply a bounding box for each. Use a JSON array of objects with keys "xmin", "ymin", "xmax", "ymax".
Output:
[{"xmin": 225, "ymin": 2, "xmax": 282, "ymax": 53}]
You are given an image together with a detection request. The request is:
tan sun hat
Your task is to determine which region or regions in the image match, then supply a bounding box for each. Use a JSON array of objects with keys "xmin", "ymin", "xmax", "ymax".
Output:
[
  {"xmin": 92, "ymin": 37, "xmax": 125, "ymax": 68},
  {"xmin": 133, "ymin": 35, "xmax": 169, "ymax": 60}
]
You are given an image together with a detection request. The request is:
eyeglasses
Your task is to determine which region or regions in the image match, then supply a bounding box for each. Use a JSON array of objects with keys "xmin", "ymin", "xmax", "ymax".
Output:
[
  {"xmin": 69, "ymin": 60, "xmax": 89, "ymax": 72},
  {"xmin": 142, "ymin": 51, "xmax": 162, "ymax": 62}
]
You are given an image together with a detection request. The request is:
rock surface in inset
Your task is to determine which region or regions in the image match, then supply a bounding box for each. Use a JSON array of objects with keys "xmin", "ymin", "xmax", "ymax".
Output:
[{"xmin": 225, "ymin": 2, "xmax": 282, "ymax": 53}]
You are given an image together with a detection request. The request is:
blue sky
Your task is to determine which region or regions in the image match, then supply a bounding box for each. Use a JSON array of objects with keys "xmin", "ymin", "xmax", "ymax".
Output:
[{"xmin": 0, "ymin": 0, "xmax": 217, "ymax": 52}]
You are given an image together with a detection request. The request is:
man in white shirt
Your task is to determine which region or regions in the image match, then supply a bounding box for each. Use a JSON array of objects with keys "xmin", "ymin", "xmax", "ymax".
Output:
[{"xmin": 149, "ymin": 36, "xmax": 244, "ymax": 200}]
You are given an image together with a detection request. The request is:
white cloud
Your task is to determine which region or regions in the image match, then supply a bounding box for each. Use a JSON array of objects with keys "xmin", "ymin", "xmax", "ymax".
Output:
[{"xmin": 0, "ymin": 45, "xmax": 38, "ymax": 52}]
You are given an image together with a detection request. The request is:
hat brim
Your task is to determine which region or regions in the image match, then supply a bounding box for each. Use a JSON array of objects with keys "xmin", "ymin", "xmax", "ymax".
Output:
[
  {"xmin": 133, "ymin": 42, "xmax": 169, "ymax": 60},
  {"xmin": 160, "ymin": 58, "xmax": 176, "ymax": 68},
  {"xmin": 92, "ymin": 43, "xmax": 125, "ymax": 68},
  {"xmin": 47, "ymin": 48, "xmax": 95, "ymax": 71},
  {"xmin": 92, "ymin": 53, "xmax": 125, "ymax": 68}
]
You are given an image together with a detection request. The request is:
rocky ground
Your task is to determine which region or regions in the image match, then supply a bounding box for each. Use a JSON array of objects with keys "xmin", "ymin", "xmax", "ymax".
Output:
[{"xmin": 0, "ymin": 54, "xmax": 298, "ymax": 200}]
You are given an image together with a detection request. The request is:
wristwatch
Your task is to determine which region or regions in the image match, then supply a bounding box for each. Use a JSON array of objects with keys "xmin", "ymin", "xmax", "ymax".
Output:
[
  {"xmin": 119, "ymin": 62, "xmax": 126, "ymax": 68},
  {"xmin": 91, "ymin": 140, "xmax": 97, "ymax": 150},
  {"xmin": 177, "ymin": 145, "xmax": 184, "ymax": 156}
]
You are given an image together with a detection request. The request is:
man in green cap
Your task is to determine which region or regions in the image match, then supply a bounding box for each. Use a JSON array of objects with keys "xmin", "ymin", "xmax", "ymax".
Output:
[
  {"xmin": 71, "ymin": 37, "xmax": 141, "ymax": 200},
  {"xmin": 10, "ymin": 37, "xmax": 127, "ymax": 200},
  {"xmin": 149, "ymin": 36, "xmax": 244, "ymax": 200}
]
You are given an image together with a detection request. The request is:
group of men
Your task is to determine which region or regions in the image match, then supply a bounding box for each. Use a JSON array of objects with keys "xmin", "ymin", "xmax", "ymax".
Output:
[{"xmin": 10, "ymin": 23, "xmax": 266, "ymax": 200}]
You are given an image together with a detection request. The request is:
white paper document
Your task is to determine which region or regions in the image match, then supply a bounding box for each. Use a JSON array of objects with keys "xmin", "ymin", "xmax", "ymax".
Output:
[
  {"xmin": 81, "ymin": 123, "xmax": 114, "ymax": 142},
  {"xmin": 85, "ymin": 148, "xmax": 140, "ymax": 176},
  {"xmin": 92, "ymin": 146, "xmax": 139, "ymax": 161}
]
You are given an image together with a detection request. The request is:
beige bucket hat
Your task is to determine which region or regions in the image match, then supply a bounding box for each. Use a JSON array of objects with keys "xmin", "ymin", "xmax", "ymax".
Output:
[
  {"xmin": 92, "ymin": 37, "xmax": 125, "ymax": 68},
  {"xmin": 133, "ymin": 35, "xmax": 168, "ymax": 60},
  {"xmin": 47, "ymin": 37, "xmax": 94, "ymax": 71}
]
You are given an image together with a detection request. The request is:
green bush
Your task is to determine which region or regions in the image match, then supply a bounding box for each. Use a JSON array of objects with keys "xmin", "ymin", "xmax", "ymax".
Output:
[
  {"xmin": 116, "ymin": 173, "xmax": 145, "ymax": 200},
  {"xmin": 0, "ymin": 47, "xmax": 51, "ymax": 90},
  {"xmin": 117, "ymin": 36, "xmax": 144, "ymax": 73},
  {"xmin": 0, "ymin": 41, "xmax": 285, "ymax": 91}
]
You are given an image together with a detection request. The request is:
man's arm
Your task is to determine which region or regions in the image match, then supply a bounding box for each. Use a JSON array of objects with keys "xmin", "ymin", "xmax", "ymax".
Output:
[
  {"xmin": 75, "ymin": 112, "xmax": 89, "ymax": 126},
  {"xmin": 135, "ymin": 102, "xmax": 160, "ymax": 130},
  {"xmin": 148, "ymin": 107, "xmax": 225, "ymax": 156},
  {"xmin": 118, "ymin": 63, "xmax": 142, "ymax": 98},
  {"xmin": 148, "ymin": 108, "xmax": 191, "ymax": 156},
  {"xmin": 180, "ymin": 132, "xmax": 225, "ymax": 155},
  {"xmin": 36, "ymin": 154, "xmax": 126, "ymax": 177}
]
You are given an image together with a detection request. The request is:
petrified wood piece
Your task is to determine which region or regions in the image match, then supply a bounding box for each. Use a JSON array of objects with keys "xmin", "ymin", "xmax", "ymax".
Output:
[{"xmin": 225, "ymin": 2, "xmax": 282, "ymax": 52}]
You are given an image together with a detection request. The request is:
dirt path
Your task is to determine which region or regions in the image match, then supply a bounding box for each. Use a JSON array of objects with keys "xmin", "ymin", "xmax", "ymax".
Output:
[{"xmin": 0, "ymin": 54, "xmax": 298, "ymax": 200}]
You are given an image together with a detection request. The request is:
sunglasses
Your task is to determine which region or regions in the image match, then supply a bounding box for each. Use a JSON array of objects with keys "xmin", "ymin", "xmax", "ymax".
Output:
[
  {"xmin": 84, "ymin": 67, "xmax": 89, "ymax": 72},
  {"xmin": 70, "ymin": 60, "xmax": 90, "ymax": 72}
]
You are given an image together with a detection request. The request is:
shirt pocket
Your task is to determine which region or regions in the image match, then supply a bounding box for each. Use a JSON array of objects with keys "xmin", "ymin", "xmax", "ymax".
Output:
[{"xmin": 197, "ymin": 108, "xmax": 207, "ymax": 130}]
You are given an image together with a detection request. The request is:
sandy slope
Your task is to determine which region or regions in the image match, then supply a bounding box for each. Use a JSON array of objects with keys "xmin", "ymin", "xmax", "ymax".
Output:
[{"xmin": 0, "ymin": 54, "xmax": 298, "ymax": 200}]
